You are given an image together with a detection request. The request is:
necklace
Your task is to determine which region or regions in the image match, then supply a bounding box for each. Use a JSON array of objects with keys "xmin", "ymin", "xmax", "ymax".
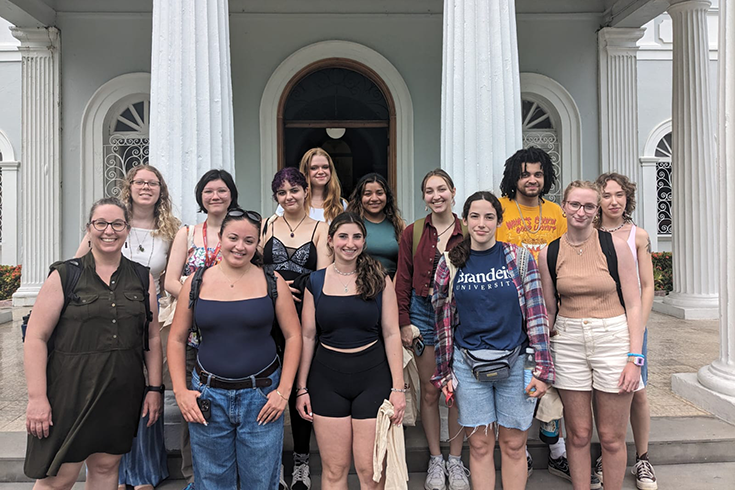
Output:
[
  {"xmin": 600, "ymin": 222, "xmax": 625, "ymax": 233},
  {"xmin": 219, "ymin": 265, "xmax": 249, "ymax": 288},
  {"xmin": 514, "ymin": 200, "xmax": 543, "ymax": 234},
  {"xmin": 333, "ymin": 264, "xmax": 356, "ymax": 293},
  {"xmin": 125, "ymin": 228, "xmax": 155, "ymax": 267},
  {"xmin": 563, "ymin": 232, "xmax": 593, "ymax": 255},
  {"xmin": 283, "ymin": 214, "xmax": 307, "ymax": 238},
  {"xmin": 436, "ymin": 220, "xmax": 455, "ymax": 242}
]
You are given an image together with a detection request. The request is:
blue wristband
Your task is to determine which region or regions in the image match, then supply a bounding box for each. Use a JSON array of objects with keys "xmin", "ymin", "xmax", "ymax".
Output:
[{"xmin": 627, "ymin": 353, "xmax": 645, "ymax": 358}]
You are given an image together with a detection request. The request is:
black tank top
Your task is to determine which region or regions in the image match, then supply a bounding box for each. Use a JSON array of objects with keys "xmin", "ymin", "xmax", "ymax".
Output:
[{"xmin": 263, "ymin": 219, "xmax": 319, "ymax": 281}]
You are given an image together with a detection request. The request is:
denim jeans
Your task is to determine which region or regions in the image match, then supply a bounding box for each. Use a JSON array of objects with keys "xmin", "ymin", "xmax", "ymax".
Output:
[{"xmin": 189, "ymin": 366, "xmax": 284, "ymax": 490}]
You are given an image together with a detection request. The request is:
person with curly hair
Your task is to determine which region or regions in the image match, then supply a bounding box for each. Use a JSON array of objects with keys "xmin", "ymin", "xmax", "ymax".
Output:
[
  {"xmin": 347, "ymin": 173, "xmax": 405, "ymax": 278},
  {"xmin": 594, "ymin": 172, "xmax": 657, "ymax": 489},
  {"xmin": 75, "ymin": 165, "xmax": 180, "ymax": 490}
]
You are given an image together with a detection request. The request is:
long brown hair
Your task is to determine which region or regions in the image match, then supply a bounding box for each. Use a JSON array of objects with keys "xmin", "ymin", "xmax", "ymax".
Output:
[
  {"xmin": 120, "ymin": 164, "xmax": 181, "ymax": 241},
  {"xmin": 347, "ymin": 173, "xmax": 405, "ymax": 241},
  {"xmin": 328, "ymin": 212, "xmax": 385, "ymax": 301},
  {"xmin": 299, "ymin": 148, "xmax": 344, "ymax": 222}
]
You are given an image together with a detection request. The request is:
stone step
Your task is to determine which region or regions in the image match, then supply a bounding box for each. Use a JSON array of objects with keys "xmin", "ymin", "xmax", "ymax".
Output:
[
  {"xmin": 1, "ymin": 463, "xmax": 734, "ymax": 489},
  {"xmin": 2, "ymin": 415, "xmax": 734, "ymax": 482}
]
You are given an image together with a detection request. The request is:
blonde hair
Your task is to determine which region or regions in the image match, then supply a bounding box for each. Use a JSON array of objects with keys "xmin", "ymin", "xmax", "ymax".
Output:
[
  {"xmin": 120, "ymin": 165, "xmax": 181, "ymax": 241},
  {"xmin": 299, "ymin": 148, "xmax": 344, "ymax": 222},
  {"xmin": 562, "ymin": 180, "xmax": 601, "ymax": 205}
]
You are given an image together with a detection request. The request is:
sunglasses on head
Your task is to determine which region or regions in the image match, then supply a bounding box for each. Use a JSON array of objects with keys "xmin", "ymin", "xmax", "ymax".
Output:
[{"xmin": 227, "ymin": 208, "xmax": 262, "ymax": 223}]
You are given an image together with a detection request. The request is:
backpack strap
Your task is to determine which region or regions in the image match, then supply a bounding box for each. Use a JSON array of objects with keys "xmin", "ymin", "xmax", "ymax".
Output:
[
  {"xmin": 411, "ymin": 218, "xmax": 426, "ymax": 258},
  {"xmin": 546, "ymin": 237, "xmax": 561, "ymax": 307},
  {"xmin": 264, "ymin": 268, "xmax": 285, "ymax": 356},
  {"xmin": 130, "ymin": 261, "xmax": 153, "ymax": 352},
  {"xmin": 598, "ymin": 230, "xmax": 626, "ymax": 310},
  {"xmin": 188, "ymin": 266, "xmax": 208, "ymax": 341}
]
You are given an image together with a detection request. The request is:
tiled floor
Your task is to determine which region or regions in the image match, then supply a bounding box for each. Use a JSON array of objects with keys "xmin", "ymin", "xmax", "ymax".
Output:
[{"xmin": 0, "ymin": 307, "xmax": 716, "ymax": 431}]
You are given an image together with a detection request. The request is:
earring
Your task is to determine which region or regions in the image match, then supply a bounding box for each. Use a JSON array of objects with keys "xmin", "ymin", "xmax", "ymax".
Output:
[
  {"xmin": 88, "ymin": 240, "xmax": 91, "ymax": 249},
  {"xmin": 452, "ymin": 198, "xmax": 456, "ymax": 206},
  {"xmin": 425, "ymin": 205, "xmax": 429, "ymax": 212},
  {"xmin": 124, "ymin": 241, "xmax": 128, "ymax": 249}
]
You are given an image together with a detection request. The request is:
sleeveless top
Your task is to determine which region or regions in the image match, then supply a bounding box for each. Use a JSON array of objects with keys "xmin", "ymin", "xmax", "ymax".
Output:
[
  {"xmin": 122, "ymin": 227, "xmax": 170, "ymax": 295},
  {"xmin": 184, "ymin": 225, "xmax": 222, "ymax": 276},
  {"xmin": 263, "ymin": 219, "xmax": 319, "ymax": 281}
]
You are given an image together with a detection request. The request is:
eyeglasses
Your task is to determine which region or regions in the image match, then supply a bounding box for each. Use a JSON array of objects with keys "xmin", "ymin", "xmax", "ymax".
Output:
[
  {"xmin": 227, "ymin": 208, "xmax": 262, "ymax": 223},
  {"xmin": 131, "ymin": 180, "xmax": 161, "ymax": 188},
  {"xmin": 565, "ymin": 201, "xmax": 598, "ymax": 214},
  {"xmin": 90, "ymin": 219, "xmax": 128, "ymax": 232}
]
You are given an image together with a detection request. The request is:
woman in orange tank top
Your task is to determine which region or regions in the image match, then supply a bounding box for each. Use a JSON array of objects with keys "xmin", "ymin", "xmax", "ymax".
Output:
[{"xmin": 538, "ymin": 181, "xmax": 644, "ymax": 490}]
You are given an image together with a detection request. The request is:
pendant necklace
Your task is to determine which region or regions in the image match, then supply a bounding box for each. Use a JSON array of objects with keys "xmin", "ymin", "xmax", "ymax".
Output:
[
  {"xmin": 283, "ymin": 214, "xmax": 307, "ymax": 238},
  {"xmin": 514, "ymin": 200, "xmax": 543, "ymax": 234},
  {"xmin": 126, "ymin": 228, "xmax": 155, "ymax": 267},
  {"xmin": 220, "ymin": 265, "xmax": 249, "ymax": 288},
  {"xmin": 333, "ymin": 264, "xmax": 357, "ymax": 293},
  {"xmin": 563, "ymin": 232, "xmax": 593, "ymax": 256},
  {"xmin": 436, "ymin": 220, "xmax": 455, "ymax": 243}
]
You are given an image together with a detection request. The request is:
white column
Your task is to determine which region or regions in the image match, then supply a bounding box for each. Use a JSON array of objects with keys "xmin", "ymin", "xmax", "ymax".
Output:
[
  {"xmin": 598, "ymin": 27, "xmax": 645, "ymax": 220},
  {"xmin": 9, "ymin": 27, "xmax": 60, "ymax": 307},
  {"xmin": 441, "ymin": 0, "xmax": 522, "ymax": 204},
  {"xmin": 149, "ymin": 0, "xmax": 235, "ymax": 226},
  {"xmin": 672, "ymin": 0, "xmax": 735, "ymax": 424},
  {"xmin": 1, "ymin": 161, "xmax": 20, "ymax": 265},
  {"xmin": 638, "ymin": 157, "xmax": 659, "ymax": 252},
  {"xmin": 655, "ymin": 0, "xmax": 719, "ymax": 319}
]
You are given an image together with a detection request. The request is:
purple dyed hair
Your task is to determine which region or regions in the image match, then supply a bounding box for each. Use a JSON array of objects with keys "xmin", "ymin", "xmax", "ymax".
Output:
[{"xmin": 271, "ymin": 167, "xmax": 308, "ymax": 201}]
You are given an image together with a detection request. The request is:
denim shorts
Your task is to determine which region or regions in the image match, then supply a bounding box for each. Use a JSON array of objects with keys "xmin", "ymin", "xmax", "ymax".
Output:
[
  {"xmin": 452, "ymin": 345, "xmax": 536, "ymax": 431},
  {"xmin": 640, "ymin": 328, "xmax": 649, "ymax": 387},
  {"xmin": 189, "ymin": 366, "xmax": 283, "ymax": 490},
  {"xmin": 409, "ymin": 290, "xmax": 435, "ymax": 346}
]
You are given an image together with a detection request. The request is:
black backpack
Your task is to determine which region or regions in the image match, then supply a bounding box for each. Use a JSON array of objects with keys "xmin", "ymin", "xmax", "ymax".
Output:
[
  {"xmin": 546, "ymin": 229, "xmax": 625, "ymax": 310},
  {"xmin": 23, "ymin": 258, "xmax": 153, "ymax": 351},
  {"xmin": 188, "ymin": 266, "xmax": 285, "ymax": 355}
]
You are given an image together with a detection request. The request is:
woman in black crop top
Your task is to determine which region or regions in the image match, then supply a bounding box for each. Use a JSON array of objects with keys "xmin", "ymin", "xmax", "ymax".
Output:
[
  {"xmin": 295, "ymin": 212, "xmax": 406, "ymax": 489},
  {"xmin": 262, "ymin": 167, "xmax": 331, "ymax": 488},
  {"xmin": 168, "ymin": 209, "xmax": 302, "ymax": 489}
]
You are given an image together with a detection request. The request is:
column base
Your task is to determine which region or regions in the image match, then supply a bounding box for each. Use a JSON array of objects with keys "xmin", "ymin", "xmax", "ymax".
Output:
[
  {"xmin": 672, "ymin": 371, "xmax": 735, "ymax": 425},
  {"xmin": 652, "ymin": 294, "xmax": 719, "ymax": 319},
  {"xmin": 12, "ymin": 286, "xmax": 41, "ymax": 307}
]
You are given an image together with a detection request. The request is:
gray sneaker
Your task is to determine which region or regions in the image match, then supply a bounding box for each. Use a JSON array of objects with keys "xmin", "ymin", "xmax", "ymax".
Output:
[
  {"xmin": 425, "ymin": 457, "xmax": 447, "ymax": 490},
  {"xmin": 447, "ymin": 458, "xmax": 470, "ymax": 490}
]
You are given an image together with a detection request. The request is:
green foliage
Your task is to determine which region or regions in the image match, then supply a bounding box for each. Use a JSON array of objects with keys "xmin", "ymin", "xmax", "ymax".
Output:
[
  {"xmin": 651, "ymin": 252, "xmax": 672, "ymax": 292},
  {"xmin": 0, "ymin": 265, "xmax": 21, "ymax": 300}
]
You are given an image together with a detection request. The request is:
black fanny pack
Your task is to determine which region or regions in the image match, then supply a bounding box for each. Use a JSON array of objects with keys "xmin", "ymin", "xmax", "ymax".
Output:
[{"xmin": 461, "ymin": 345, "xmax": 522, "ymax": 382}]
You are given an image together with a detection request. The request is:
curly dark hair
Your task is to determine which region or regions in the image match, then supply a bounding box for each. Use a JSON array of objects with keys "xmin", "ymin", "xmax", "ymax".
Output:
[
  {"xmin": 499, "ymin": 146, "xmax": 557, "ymax": 200},
  {"xmin": 271, "ymin": 167, "xmax": 308, "ymax": 201},
  {"xmin": 328, "ymin": 212, "xmax": 386, "ymax": 301},
  {"xmin": 448, "ymin": 191, "xmax": 504, "ymax": 269},
  {"xmin": 347, "ymin": 173, "xmax": 405, "ymax": 242},
  {"xmin": 595, "ymin": 172, "xmax": 637, "ymax": 223}
]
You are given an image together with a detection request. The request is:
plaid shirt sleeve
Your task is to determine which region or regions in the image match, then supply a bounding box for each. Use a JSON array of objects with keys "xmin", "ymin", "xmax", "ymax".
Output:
[
  {"xmin": 430, "ymin": 255, "xmax": 455, "ymax": 389},
  {"xmin": 515, "ymin": 246, "xmax": 556, "ymax": 384}
]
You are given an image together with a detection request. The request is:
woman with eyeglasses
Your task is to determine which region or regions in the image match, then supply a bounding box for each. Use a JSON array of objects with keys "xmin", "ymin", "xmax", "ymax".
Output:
[
  {"xmin": 24, "ymin": 197, "xmax": 162, "ymax": 490},
  {"xmin": 168, "ymin": 209, "xmax": 302, "ymax": 489},
  {"xmin": 347, "ymin": 173, "xmax": 405, "ymax": 279},
  {"xmin": 538, "ymin": 181, "xmax": 643, "ymax": 490},
  {"xmin": 164, "ymin": 168, "xmax": 239, "ymax": 489},
  {"xmin": 74, "ymin": 165, "xmax": 179, "ymax": 490}
]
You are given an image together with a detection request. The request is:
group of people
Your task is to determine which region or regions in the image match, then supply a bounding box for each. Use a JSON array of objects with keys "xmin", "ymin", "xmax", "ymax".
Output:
[{"xmin": 22, "ymin": 145, "xmax": 656, "ymax": 490}]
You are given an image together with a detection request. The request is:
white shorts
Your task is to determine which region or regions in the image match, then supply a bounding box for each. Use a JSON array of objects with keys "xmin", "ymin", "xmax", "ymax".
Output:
[{"xmin": 550, "ymin": 314, "xmax": 640, "ymax": 394}]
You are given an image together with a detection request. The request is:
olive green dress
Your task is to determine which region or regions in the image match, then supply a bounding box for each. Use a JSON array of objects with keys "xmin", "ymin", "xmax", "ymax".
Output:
[{"xmin": 25, "ymin": 253, "xmax": 147, "ymax": 479}]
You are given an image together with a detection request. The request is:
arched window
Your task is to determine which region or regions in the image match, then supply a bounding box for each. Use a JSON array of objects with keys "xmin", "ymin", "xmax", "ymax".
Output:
[
  {"xmin": 522, "ymin": 99, "xmax": 562, "ymax": 202},
  {"xmin": 103, "ymin": 98, "xmax": 150, "ymax": 198},
  {"xmin": 655, "ymin": 132, "xmax": 672, "ymax": 236}
]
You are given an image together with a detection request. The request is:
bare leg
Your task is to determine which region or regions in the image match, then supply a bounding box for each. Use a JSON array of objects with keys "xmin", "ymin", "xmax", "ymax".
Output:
[
  {"xmin": 630, "ymin": 388, "xmax": 650, "ymax": 457},
  {"xmin": 352, "ymin": 418, "xmax": 384, "ymax": 490},
  {"xmin": 85, "ymin": 453, "xmax": 124, "ymax": 490},
  {"xmin": 557, "ymin": 389, "xmax": 593, "ymax": 490},
  {"xmin": 32, "ymin": 462, "xmax": 84, "ymax": 490},
  {"xmin": 416, "ymin": 346, "xmax": 443, "ymax": 456},
  {"xmin": 466, "ymin": 426, "xmax": 496, "ymax": 490},
  {"xmin": 498, "ymin": 426, "xmax": 528, "ymax": 490},
  {"xmin": 593, "ymin": 390, "xmax": 633, "ymax": 490},
  {"xmin": 313, "ymin": 415, "xmax": 353, "ymax": 490}
]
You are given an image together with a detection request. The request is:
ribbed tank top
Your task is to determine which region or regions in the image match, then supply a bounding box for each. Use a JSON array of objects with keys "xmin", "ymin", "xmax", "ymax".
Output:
[{"xmin": 556, "ymin": 231, "xmax": 625, "ymax": 319}]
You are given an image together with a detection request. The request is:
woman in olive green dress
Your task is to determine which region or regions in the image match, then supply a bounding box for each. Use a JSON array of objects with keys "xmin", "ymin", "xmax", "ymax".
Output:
[{"xmin": 24, "ymin": 197, "xmax": 163, "ymax": 490}]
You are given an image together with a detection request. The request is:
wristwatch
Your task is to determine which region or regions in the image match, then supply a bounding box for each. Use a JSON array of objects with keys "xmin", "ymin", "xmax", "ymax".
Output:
[
  {"xmin": 146, "ymin": 385, "xmax": 165, "ymax": 393},
  {"xmin": 627, "ymin": 356, "xmax": 645, "ymax": 367}
]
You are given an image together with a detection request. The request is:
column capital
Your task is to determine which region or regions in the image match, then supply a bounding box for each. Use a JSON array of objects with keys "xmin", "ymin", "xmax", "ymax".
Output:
[
  {"xmin": 9, "ymin": 26, "xmax": 59, "ymax": 52},
  {"xmin": 598, "ymin": 27, "xmax": 646, "ymax": 52},
  {"xmin": 668, "ymin": 0, "xmax": 712, "ymax": 15}
]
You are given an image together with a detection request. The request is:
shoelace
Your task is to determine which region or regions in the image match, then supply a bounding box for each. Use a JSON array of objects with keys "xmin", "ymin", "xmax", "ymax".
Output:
[
  {"xmin": 293, "ymin": 463, "xmax": 310, "ymax": 481},
  {"xmin": 427, "ymin": 459, "xmax": 446, "ymax": 480},
  {"xmin": 447, "ymin": 461, "xmax": 470, "ymax": 481},
  {"xmin": 636, "ymin": 460, "xmax": 656, "ymax": 481}
]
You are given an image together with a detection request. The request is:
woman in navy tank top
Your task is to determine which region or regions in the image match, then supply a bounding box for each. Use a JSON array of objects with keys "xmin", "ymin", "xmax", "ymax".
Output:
[{"xmin": 168, "ymin": 209, "xmax": 302, "ymax": 489}]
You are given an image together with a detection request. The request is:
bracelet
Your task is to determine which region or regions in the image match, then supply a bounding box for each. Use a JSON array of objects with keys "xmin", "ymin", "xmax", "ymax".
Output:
[
  {"xmin": 391, "ymin": 387, "xmax": 409, "ymax": 393},
  {"xmin": 296, "ymin": 392, "xmax": 309, "ymax": 398},
  {"xmin": 295, "ymin": 387, "xmax": 308, "ymax": 393},
  {"xmin": 276, "ymin": 390, "xmax": 288, "ymax": 401},
  {"xmin": 627, "ymin": 353, "xmax": 645, "ymax": 358}
]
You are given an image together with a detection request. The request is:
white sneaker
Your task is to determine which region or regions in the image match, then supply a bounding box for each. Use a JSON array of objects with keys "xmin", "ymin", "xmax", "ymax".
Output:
[
  {"xmin": 278, "ymin": 463, "xmax": 288, "ymax": 490},
  {"xmin": 446, "ymin": 458, "xmax": 470, "ymax": 490},
  {"xmin": 291, "ymin": 461, "xmax": 311, "ymax": 490},
  {"xmin": 425, "ymin": 457, "xmax": 447, "ymax": 490}
]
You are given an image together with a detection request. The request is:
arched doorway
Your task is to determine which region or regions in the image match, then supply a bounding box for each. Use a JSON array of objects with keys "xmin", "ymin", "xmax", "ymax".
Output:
[{"xmin": 278, "ymin": 59, "xmax": 396, "ymax": 199}]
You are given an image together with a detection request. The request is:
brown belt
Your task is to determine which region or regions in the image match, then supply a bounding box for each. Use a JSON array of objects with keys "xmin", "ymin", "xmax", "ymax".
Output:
[{"xmin": 195, "ymin": 357, "xmax": 279, "ymax": 390}]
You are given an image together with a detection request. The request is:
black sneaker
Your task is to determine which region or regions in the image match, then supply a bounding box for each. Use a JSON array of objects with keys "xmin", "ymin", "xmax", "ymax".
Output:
[
  {"xmin": 527, "ymin": 453, "xmax": 534, "ymax": 477},
  {"xmin": 547, "ymin": 455, "xmax": 571, "ymax": 482},
  {"xmin": 594, "ymin": 455, "xmax": 603, "ymax": 483},
  {"xmin": 590, "ymin": 470, "xmax": 602, "ymax": 489}
]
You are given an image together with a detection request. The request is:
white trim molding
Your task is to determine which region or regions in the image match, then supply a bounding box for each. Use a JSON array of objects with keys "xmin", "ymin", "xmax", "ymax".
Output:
[
  {"xmin": 0, "ymin": 161, "xmax": 20, "ymax": 265},
  {"xmin": 0, "ymin": 129, "xmax": 14, "ymax": 161},
  {"xmin": 259, "ymin": 40, "xmax": 415, "ymax": 219},
  {"xmin": 520, "ymin": 72, "xmax": 583, "ymax": 185},
  {"xmin": 643, "ymin": 118, "xmax": 672, "ymax": 156},
  {"xmin": 80, "ymin": 72, "xmax": 150, "ymax": 241}
]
